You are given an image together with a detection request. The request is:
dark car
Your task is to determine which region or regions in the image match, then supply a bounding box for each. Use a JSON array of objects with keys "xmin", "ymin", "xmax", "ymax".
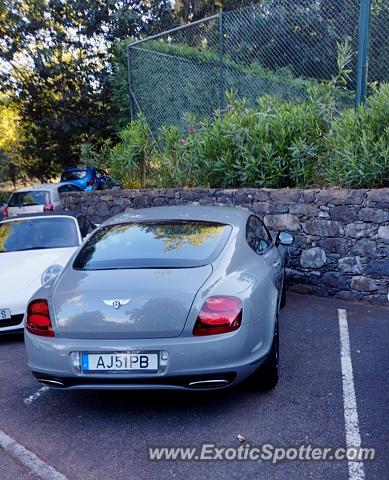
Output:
[{"xmin": 60, "ymin": 167, "xmax": 118, "ymax": 191}]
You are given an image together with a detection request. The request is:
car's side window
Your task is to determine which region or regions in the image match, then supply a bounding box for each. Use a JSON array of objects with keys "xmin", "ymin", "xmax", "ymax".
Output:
[
  {"xmin": 68, "ymin": 185, "xmax": 83, "ymax": 192},
  {"xmin": 59, "ymin": 185, "xmax": 82, "ymax": 193},
  {"xmin": 246, "ymin": 216, "xmax": 272, "ymax": 254},
  {"xmin": 58, "ymin": 185, "xmax": 69, "ymax": 194},
  {"xmin": 77, "ymin": 215, "xmax": 93, "ymax": 237}
]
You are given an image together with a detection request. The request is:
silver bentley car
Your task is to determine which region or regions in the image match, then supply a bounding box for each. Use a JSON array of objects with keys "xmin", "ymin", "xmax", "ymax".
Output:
[{"xmin": 24, "ymin": 205, "xmax": 293, "ymax": 390}]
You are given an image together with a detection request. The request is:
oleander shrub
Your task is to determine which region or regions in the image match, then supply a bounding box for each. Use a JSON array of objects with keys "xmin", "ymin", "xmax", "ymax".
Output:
[
  {"xmin": 324, "ymin": 83, "xmax": 389, "ymax": 187},
  {"xmin": 107, "ymin": 115, "xmax": 157, "ymax": 188},
  {"xmin": 165, "ymin": 93, "xmax": 328, "ymax": 188},
  {"xmin": 91, "ymin": 83, "xmax": 388, "ymax": 189}
]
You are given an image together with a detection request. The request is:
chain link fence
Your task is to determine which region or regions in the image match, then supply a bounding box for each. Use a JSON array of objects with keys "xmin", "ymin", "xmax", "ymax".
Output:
[
  {"xmin": 128, "ymin": 0, "xmax": 388, "ymax": 133},
  {"xmin": 368, "ymin": 0, "xmax": 389, "ymax": 85}
]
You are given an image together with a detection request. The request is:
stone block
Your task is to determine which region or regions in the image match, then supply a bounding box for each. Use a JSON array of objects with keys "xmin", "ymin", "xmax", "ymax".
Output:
[
  {"xmin": 264, "ymin": 214, "xmax": 300, "ymax": 231},
  {"xmin": 351, "ymin": 276, "xmax": 378, "ymax": 291},
  {"xmin": 304, "ymin": 220, "xmax": 344, "ymax": 237},
  {"xmin": 338, "ymin": 256, "xmax": 363, "ymax": 274},
  {"xmin": 300, "ymin": 247, "xmax": 327, "ymax": 268}
]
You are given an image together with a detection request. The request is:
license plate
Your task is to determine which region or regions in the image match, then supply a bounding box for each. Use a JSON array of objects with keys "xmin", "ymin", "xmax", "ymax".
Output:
[
  {"xmin": 82, "ymin": 352, "xmax": 159, "ymax": 372},
  {"xmin": 0, "ymin": 308, "xmax": 11, "ymax": 321}
]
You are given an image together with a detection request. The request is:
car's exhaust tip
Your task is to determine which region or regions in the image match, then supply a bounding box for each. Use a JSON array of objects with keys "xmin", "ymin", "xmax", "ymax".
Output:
[
  {"xmin": 37, "ymin": 378, "xmax": 65, "ymax": 388},
  {"xmin": 188, "ymin": 379, "xmax": 231, "ymax": 389}
]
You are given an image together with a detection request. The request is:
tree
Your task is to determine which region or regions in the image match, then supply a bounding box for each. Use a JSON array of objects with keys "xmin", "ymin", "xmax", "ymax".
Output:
[
  {"xmin": 0, "ymin": 0, "xmax": 176, "ymax": 180},
  {"xmin": 0, "ymin": 94, "xmax": 25, "ymax": 184},
  {"xmin": 173, "ymin": 1, "xmax": 254, "ymax": 22}
]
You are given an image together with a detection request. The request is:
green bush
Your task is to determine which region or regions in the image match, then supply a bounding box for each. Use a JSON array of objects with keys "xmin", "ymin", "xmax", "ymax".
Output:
[
  {"xmin": 96, "ymin": 83, "xmax": 388, "ymax": 189},
  {"xmin": 324, "ymin": 83, "xmax": 389, "ymax": 187},
  {"xmin": 179, "ymin": 94, "xmax": 328, "ymax": 188},
  {"xmin": 107, "ymin": 115, "xmax": 157, "ymax": 188}
]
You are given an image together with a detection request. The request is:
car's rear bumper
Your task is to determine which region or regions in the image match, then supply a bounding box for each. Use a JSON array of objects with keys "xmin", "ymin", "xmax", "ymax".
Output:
[
  {"xmin": 0, "ymin": 313, "xmax": 24, "ymax": 335},
  {"xmin": 31, "ymin": 371, "xmax": 242, "ymax": 390},
  {"xmin": 25, "ymin": 326, "xmax": 272, "ymax": 390}
]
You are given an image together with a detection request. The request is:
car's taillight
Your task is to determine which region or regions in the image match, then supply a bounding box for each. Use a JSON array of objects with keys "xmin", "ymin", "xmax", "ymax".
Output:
[
  {"xmin": 193, "ymin": 296, "xmax": 242, "ymax": 336},
  {"xmin": 87, "ymin": 180, "xmax": 94, "ymax": 186},
  {"xmin": 2, "ymin": 206, "xmax": 8, "ymax": 217},
  {"xmin": 43, "ymin": 201, "xmax": 54, "ymax": 212},
  {"xmin": 26, "ymin": 299, "xmax": 54, "ymax": 337}
]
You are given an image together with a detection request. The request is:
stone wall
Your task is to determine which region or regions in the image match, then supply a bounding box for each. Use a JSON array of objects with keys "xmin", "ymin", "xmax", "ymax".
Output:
[{"xmin": 61, "ymin": 188, "xmax": 389, "ymax": 305}]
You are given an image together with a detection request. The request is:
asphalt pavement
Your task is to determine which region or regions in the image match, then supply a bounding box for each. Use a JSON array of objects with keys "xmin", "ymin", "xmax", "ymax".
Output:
[{"xmin": 0, "ymin": 293, "xmax": 388, "ymax": 480}]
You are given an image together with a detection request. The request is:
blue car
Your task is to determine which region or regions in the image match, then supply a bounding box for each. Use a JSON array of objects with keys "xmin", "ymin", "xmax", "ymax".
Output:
[{"xmin": 60, "ymin": 167, "xmax": 118, "ymax": 191}]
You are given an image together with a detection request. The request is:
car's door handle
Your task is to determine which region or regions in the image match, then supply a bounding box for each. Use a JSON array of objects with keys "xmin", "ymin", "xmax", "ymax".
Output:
[{"xmin": 273, "ymin": 261, "xmax": 281, "ymax": 268}]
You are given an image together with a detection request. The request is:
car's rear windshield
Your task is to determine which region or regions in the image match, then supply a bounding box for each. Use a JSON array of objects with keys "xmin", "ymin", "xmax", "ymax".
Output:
[
  {"xmin": 8, "ymin": 191, "xmax": 50, "ymax": 207},
  {"xmin": 73, "ymin": 221, "xmax": 232, "ymax": 270},
  {"xmin": 61, "ymin": 170, "xmax": 87, "ymax": 181},
  {"xmin": 0, "ymin": 217, "xmax": 79, "ymax": 252}
]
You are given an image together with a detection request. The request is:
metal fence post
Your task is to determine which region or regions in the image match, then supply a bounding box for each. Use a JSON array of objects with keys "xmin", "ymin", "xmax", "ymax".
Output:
[
  {"xmin": 127, "ymin": 43, "xmax": 134, "ymax": 121},
  {"xmin": 355, "ymin": 0, "xmax": 372, "ymax": 108},
  {"xmin": 219, "ymin": 11, "xmax": 225, "ymax": 111}
]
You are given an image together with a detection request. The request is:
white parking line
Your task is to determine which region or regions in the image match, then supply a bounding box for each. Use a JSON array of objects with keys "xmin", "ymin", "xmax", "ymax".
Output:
[
  {"xmin": 338, "ymin": 309, "xmax": 365, "ymax": 480},
  {"xmin": 24, "ymin": 386, "xmax": 49, "ymax": 405},
  {"xmin": 0, "ymin": 430, "xmax": 69, "ymax": 480}
]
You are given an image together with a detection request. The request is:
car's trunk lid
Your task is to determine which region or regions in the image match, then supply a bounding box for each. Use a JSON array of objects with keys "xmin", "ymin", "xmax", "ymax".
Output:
[
  {"xmin": 7, "ymin": 204, "xmax": 44, "ymax": 216},
  {"xmin": 53, "ymin": 266, "xmax": 212, "ymax": 339}
]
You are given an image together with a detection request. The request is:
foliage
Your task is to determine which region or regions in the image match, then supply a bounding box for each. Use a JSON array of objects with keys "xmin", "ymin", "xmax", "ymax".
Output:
[
  {"xmin": 101, "ymin": 83, "xmax": 389, "ymax": 189},
  {"xmin": 158, "ymin": 92, "xmax": 328, "ymax": 188},
  {"xmin": 307, "ymin": 39, "xmax": 354, "ymax": 124},
  {"xmin": 79, "ymin": 141, "xmax": 113, "ymax": 172},
  {"xmin": 107, "ymin": 116, "xmax": 156, "ymax": 188},
  {"xmin": 173, "ymin": 0, "xmax": 387, "ymax": 84},
  {"xmin": 324, "ymin": 83, "xmax": 389, "ymax": 187},
  {"xmin": 112, "ymin": 38, "xmax": 353, "ymax": 132},
  {"xmin": 0, "ymin": 0, "xmax": 387, "ymax": 184},
  {"xmin": 0, "ymin": 94, "xmax": 26, "ymax": 184},
  {"xmin": 370, "ymin": 0, "xmax": 389, "ymax": 84},
  {"xmin": 0, "ymin": 190, "xmax": 10, "ymax": 205},
  {"xmin": 0, "ymin": 0, "xmax": 176, "ymax": 181}
]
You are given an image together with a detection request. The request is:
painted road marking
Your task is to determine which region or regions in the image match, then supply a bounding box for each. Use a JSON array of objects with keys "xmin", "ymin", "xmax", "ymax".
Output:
[
  {"xmin": 24, "ymin": 386, "xmax": 49, "ymax": 405},
  {"xmin": 338, "ymin": 309, "xmax": 365, "ymax": 480},
  {"xmin": 0, "ymin": 430, "xmax": 69, "ymax": 480}
]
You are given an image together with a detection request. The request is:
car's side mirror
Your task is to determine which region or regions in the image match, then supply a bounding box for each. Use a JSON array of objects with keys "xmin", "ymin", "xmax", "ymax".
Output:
[{"xmin": 275, "ymin": 231, "xmax": 294, "ymax": 246}]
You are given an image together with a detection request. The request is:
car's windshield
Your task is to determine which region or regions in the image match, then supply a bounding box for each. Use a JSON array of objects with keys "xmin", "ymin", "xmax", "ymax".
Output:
[
  {"xmin": 0, "ymin": 217, "xmax": 80, "ymax": 252},
  {"xmin": 8, "ymin": 191, "xmax": 50, "ymax": 207},
  {"xmin": 73, "ymin": 221, "xmax": 232, "ymax": 270},
  {"xmin": 61, "ymin": 170, "xmax": 88, "ymax": 181}
]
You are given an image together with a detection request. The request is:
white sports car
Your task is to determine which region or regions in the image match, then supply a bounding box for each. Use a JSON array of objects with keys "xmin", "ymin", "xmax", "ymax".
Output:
[{"xmin": 0, "ymin": 212, "xmax": 95, "ymax": 334}]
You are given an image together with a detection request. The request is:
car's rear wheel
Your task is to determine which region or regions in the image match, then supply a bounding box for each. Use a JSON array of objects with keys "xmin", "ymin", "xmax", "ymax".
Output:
[{"xmin": 249, "ymin": 316, "xmax": 279, "ymax": 390}]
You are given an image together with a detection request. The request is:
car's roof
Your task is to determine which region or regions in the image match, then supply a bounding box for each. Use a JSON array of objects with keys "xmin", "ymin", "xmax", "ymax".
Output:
[
  {"xmin": 11, "ymin": 183, "xmax": 61, "ymax": 193},
  {"xmin": 104, "ymin": 205, "xmax": 251, "ymax": 228},
  {"xmin": 0, "ymin": 211, "xmax": 79, "ymax": 223},
  {"xmin": 62, "ymin": 166, "xmax": 92, "ymax": 172}
]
